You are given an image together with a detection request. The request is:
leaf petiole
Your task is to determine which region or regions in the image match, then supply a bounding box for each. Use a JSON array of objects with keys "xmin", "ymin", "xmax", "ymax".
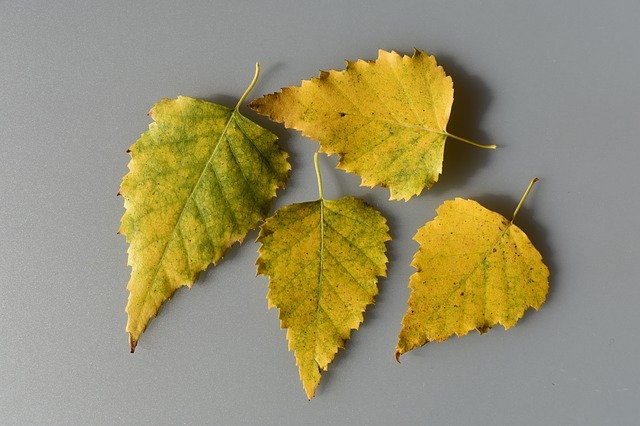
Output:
[
  {"xmin": 235, "ymin": 62, "xmax": 261, "ymax": 110},
  {"xmin": 511, "ymin": 177, "xmax": 539, "ymax": 223},
  {"xmin": 444, "ymin": 132, "xmax": 497, "ymax": 150}
]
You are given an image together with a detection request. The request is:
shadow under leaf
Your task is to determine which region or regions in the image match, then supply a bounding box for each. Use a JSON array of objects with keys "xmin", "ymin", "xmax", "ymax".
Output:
[{"xmin": 430, "ymin": 54, "xmax": 496, "ymax": 195}]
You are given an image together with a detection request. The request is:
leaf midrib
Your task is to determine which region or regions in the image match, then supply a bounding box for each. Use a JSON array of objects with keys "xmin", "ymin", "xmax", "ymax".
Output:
[
  {"xmin": 138, "ymin": 108, "xmax": 238, "ymax": 310},
  {"xmin": 314, "ymin": 199, "xmax": 325, "ymax": 359},
  {"xmin": 340, "ymin": 112, "xmax": 449, "ymax": 138},
  {"xmin": 412, "ymin": 221, "xmax": 514, "ymax": 339}
]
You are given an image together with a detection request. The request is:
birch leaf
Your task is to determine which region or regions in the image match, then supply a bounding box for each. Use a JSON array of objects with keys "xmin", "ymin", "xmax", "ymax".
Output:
[
  {"xmin": 250, "ymin": 49, "xmax": 495, "ymax": 201},
  {"xmin": 119, "ymin": 64, "xmax": 290, "ymax": 352},
  {"xmin": 257, "ymin": 154, "xmax": 390, "ymax": 399},
  {"xmin": 396, "ymin": 179, "xmax": 549, "ymax": 359}
]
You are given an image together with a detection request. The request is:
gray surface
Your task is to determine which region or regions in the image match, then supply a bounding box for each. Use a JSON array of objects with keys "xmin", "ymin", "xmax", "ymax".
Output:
[{"xmin": 1, "ymin": 1, "xmax": 639, "ymax": 424}]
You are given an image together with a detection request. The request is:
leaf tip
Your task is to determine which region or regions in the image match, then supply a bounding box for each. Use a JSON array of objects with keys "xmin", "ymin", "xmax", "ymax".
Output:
[
  {"xmin": 395, "ymin": 350, "xmax": 402, "ymax": 363},
  {"xmin": 129, "ymin": 334, "xmax": 138, "ymax": 353},
  {"xmin": 304, "ymin": 384, "xmax": 316, "ymax": 400},
  {"xmin": 247, "ymin": 98, "xmax": 261, "ymax": 111}
]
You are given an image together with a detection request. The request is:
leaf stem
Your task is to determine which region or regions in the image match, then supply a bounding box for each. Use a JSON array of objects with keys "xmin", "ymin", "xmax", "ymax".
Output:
[
  {"xmin": 445, "ymin": 132, "xmax": 497, "ymax": 149},
  {"xmin": 511, "ymin": 177, "xmax": 539, "ymax": 223},
  {"xmin": 235, "ymin": 62, "xmax": 260, "ymax": 110},
  {"xmin": 314, "ymin": 151, "xmax": 324, "ymax": 200}
]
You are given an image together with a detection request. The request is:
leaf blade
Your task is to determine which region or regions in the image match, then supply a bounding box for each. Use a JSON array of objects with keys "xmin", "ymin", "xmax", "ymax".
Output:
[
  {"xmin": 250, "ymin": 49, "xmax": 455, "ymax": 200},
  {"xmin": 257, "ymin": 196, "xmax": 389, "ymax": 398},
  {"xmin": 396, "ymin": 198, "xmax": 549, "ymax": 358},
  {"xmin": 120, "ymin": 95, "xmax": 290, "ymax": 351}
]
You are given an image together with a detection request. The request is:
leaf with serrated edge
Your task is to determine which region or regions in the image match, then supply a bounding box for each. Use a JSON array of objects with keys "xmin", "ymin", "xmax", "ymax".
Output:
[
  {"xmin": 396, "ymin": 179, "xmax": 549, "ymax": 359},
  {"xmin": 250, "ymin": 49, "xmax": 495, "ymax": 201},
  {"xmin": 257, "ymin": 165, "xmax": 390, "ymax": 398},
  {"xmin": 119, "ymin": 64, "xmax": 290, "ymax": 352}
]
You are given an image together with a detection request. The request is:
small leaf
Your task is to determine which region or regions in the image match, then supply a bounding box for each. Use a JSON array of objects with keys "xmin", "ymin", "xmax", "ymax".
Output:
[
  {"xmin": 396, "ymin": 179, "xmax": 549, "ymax": 359},
  {"xmin": 119, "ymin": 64, "xmax": 290, "ymax": 352},
  {"xmin": 250, "ymin": 49, "xmax": 495, "ymax": 201},
  {"xmin": 257, "ymin": 155, "xmax": 390, "ymax": 399}
]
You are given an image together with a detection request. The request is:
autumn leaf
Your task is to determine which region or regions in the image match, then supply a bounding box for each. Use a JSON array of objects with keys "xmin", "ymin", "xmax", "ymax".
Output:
[
  {"xmin": 257, "ymin": 153, "xmax": 390, "ymax": 399},
  {"xmin": 119, "ymin": 64, "xmax": 290, "ymax": 352},
  {"xmin": 395, "ymin": 179, "xmax": 549, "ymax": 359},
  {"xmin": 250, "ymin": 49, "xmax": 495, "ymax": 201}
]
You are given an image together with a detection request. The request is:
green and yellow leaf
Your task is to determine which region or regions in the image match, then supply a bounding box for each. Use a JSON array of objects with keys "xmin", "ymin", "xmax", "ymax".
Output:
[
  {"xmin": 257, "ymin": 187, "xmax": 390, "ymax": 399},
  {"xmin": 396, "ymin": 179, "xmax": 549, "ymax": 359},
  {"xmin": 250, "ymin": 49, "xmax": 494, "ymax": 201},
  {"xmin": 119, "ymin": 65, "xmax": 290, "ymax": 352}
]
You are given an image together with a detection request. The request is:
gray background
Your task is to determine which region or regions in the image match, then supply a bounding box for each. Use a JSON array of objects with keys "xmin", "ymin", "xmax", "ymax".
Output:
[{"xmin": 1, "ymin": 1, "xmax": 639, "ymax": 424}]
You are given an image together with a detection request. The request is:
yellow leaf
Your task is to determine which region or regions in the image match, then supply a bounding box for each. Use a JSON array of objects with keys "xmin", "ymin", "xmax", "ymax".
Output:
[
  {"xmin": 396, "ymin": 179, "xmax": 549, "ymax": 359},
  {"xmin": 119, "ymin": 64, "xmax": 290, "ymax": 352},
  {"xmin": 257, "ymin": 154, "xmax": 390, "ymax": 399},
  {"xmin": 250, "ymin": 49, "xmax": 495, "ymax": 201}
]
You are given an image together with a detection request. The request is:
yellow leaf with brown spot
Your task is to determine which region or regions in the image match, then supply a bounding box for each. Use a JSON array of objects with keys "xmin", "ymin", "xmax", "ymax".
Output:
[
  {"xmin": 396, "ymin": 179, "xmax": 549, "ymax": 359},
  {"xmin": 250, "ymin": 49, "xmax": 495, "ymax": 201},
  {"xmin": 119, "ymin": 65, "xmax": 290, "ymax": 351},
  {"xmin": 257, "ymin": 188, "xmax": 390, "ymax": 399}
]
